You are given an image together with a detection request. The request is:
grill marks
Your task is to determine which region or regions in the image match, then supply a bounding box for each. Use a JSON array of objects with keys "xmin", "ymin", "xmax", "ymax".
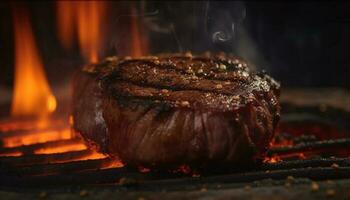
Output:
[
  {"xmin": 114, "ymin": 58, "xmax": 250, "ymax": 91},
  {"xmin": 109, "ymin": 82, "xmax": 243, "ymax": 110},
  {"xmin": 73, "ymin": 53, "xmax": 281, "ymax": 170},
  {"xmin": 117, "ymin": 64, "xmax": 248, "ymax": 93},
  {"xmin": 95, "ymin": 55, "xmax": 274, "ymax": 110}
]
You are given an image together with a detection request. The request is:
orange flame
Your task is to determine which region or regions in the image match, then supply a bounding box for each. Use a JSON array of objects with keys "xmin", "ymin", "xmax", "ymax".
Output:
[
  {"xmin": 1, "ymin": 6, "xmax": 125, "ymax": 169},
  {"xmin": 76, "ymin": 1, "xmax": 106, "ymax": 63},
  {"xmin": 56, "ymin": 1, "xmax": 106, "ymax": 63},
  {"xmin": 56, "ymin": 1, "xmax": 75, "ymax": 50},
  {"xmin": 12, "ymin": 8, "xmax": 56, "ymax": 119}
]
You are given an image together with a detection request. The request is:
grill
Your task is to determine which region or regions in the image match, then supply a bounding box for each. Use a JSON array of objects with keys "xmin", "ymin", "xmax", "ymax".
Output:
[
  {"xmin": 1, "ymin": 1, "xmax": 350, "ymax": 199},
  {"xmin": 1, "ymin": 89, "xmax": 350, "ymax": 199}
]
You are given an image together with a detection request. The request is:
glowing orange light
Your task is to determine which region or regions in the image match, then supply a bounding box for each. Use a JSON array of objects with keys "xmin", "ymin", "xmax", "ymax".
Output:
[
  {"xmin": 34, "ymin": 142, "xmax": 87, "ymax": 154},
  {"xmin": 101, "ymin": 160, "xmax": 124, "ymax": 169},
  {"xmin": 2, "ymin": 5, "xmax": 124, "ymax": 171},
  {"xmin": 3, "ymin": 129, "xmax": 72, "ymax": 148},
  {"xmin": 77, "ymin": 1, "xmax": 106, "ymax": 63},
  {"xmin": 0, "ymin": 151, "xmax": 23, "ymax": 157},
  {"xmin": 56, "ymin": 1, "xmax": 75, "ymax": 50},
  {"xmin": 264, "ymin": 156, "xmax": 281, "ymax": 164},
  {"xmin": 12, "ymin": 8, "xmax": 56, "ymax": 119},
  {"xmin": 56, "ymin": 1, "xmax": 106, "ymax": 63},
  {"xmin": 130, "ymin": 5, "xmax": 148, "ymax": 57},
  {"xmin": 83, "ymin": 152, "xmax": 108, "ymax": 160}
]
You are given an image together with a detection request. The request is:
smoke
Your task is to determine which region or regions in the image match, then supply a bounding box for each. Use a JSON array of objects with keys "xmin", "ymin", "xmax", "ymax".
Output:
[
  {"xmin": 143, "ymin": 10, "xmax": 172, "ymax": 34},
  {"xmin": 142, "ymin": 9, "xmax": 184, "ymax": 51},
  {"xmin": 206, "ymin": 1, "xmax": 245, "ymax": 45},
  {"xmin": 234, "ymin": 26, "xmax": 268, "ymax": 71},
  {"xmin": 204, "ymin": 1, "xmax": 267, "ymax": 70},
  {"xmin": 212, "ymin": 24, "xmax": 234, "ymax": 43},
  {"xmin": 106, "ymin": 1, "xmax": 269, "ymax": 70}
]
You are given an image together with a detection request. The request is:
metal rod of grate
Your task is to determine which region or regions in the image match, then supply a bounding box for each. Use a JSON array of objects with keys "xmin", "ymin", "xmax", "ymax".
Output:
[
  {"xmin": 268, "ymin": 138, "xmax": 350, "ymax": 155},
  {"xmin": 1, "ymin": 124, "xmax": 350, "ymax": 188}
]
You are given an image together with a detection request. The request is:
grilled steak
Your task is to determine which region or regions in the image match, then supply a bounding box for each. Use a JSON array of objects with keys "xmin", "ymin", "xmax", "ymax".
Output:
[{"xmin": 72, "ymin": 53, "xmax": 280, "ymax": 170}]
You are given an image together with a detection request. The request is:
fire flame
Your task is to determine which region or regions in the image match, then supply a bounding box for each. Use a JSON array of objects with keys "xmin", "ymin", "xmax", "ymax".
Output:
[
  {"xmin": 12, "ymin": 8, "xmax": 56, "ymax": 119},
  {"xmin": 0, "ymin": 7, "xmax": 124, "ymax": 170},
  {"xmin": 57, "ymin": 2, "xmax": 149, "ymax": 60},
  {"xmin": 76, "ymin": 1, "xmax": 106, "ymax": 63},
  {"xmin": 56, "ymin": 1, "xmax": 106, "ymax": 63},
  {"xmin": 56, "ymin": 1, "xmax": 75, "ymax": 50}
]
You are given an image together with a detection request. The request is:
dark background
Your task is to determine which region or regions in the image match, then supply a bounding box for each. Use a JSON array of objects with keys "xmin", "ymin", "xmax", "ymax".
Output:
[{"xmin": 1, "ymin": 1, "xmax": 350, "ymax": 90}]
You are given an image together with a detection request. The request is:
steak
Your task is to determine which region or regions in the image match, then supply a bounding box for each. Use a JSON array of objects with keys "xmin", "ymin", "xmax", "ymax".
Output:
[{"xmin": 72, "ymin": 53, "xmax": 281, "ymax": 171}]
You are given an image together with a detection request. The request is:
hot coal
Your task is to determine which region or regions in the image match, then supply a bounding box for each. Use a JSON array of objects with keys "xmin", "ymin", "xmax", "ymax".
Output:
[{"xmin": 72, "ymin": 53, "xmax": 281, "ymax": 170}]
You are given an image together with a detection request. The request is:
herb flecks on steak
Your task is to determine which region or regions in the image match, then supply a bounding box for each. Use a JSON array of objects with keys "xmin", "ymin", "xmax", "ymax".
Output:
[{"xmin": 72, "ymin": 53, "xmax": 280, "ymax": 171}]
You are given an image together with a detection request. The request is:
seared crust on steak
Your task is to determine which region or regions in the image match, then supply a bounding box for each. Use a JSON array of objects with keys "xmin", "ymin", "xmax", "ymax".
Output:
[{"xmin": 72, "ymin": 53, "xmax": 280, "ymax": 170}]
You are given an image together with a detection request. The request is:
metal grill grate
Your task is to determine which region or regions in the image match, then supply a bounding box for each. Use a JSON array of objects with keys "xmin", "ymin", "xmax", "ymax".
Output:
[{"xmin": 0, "ymin": 104, "xmax": 350, "ymax": 189}]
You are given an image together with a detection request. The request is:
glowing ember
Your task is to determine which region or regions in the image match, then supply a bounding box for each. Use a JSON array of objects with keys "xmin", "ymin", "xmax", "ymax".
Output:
[
  {"xmin": 2, "ymin": 129, "xmax": 72, "ymax": 148},
  {"xmin": 0, "ymin": 151, "xmax": 23, "ymax": 157},
  {"xmin": 82, "ymin": 152, "xmax": 108, "ymax": 160},
  {"xmin": 270, "ymin": 153, "xmax": 307, "ymax": 162},
  {"xmin": 34, "ymin": 142, "xmax": 87, "ymax": 154},
  {"xmin": 101, "ymin": 160, "xmax": 124, "ymax": 169},
  {"xmin": 264, "ymin": 155, "xmax": 281, "ymax": 164},
  {"xmin": 0, "ymin": 6, "xmax": 124, "ymax": 171},
  {"xmin": 12, "ymin": 8, "xmax": 56, "ymax": 119},
  {"xmin": 56, "ymin": 1, "xmax": 107, "ymax": 63},
  {"xmin": 40, "ymin": 152, "xmax": 108, "ymax": 165}
]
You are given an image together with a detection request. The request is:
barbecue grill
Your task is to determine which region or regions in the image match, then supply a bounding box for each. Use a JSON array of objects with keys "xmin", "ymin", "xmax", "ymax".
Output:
[{"xmin": 0, "ymin": 1, "xmax": 350, "ymax": 199}]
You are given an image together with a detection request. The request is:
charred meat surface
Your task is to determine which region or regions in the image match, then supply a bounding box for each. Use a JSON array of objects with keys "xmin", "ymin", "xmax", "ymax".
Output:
[{"xmin": 72, "ymin": 53, "xmax": 281, "ymax": 170}]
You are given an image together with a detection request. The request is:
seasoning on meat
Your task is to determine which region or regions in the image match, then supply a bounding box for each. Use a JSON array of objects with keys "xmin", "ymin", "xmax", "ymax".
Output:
[{"xmin": 72, "ymin": 53, "xmax": 281, "ymax": 170}]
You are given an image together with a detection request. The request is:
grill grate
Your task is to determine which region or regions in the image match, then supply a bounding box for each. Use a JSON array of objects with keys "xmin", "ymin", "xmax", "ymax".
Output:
[{"xmin": 0, "ymin": 104, "xmax": 350, "ymax": 189}]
